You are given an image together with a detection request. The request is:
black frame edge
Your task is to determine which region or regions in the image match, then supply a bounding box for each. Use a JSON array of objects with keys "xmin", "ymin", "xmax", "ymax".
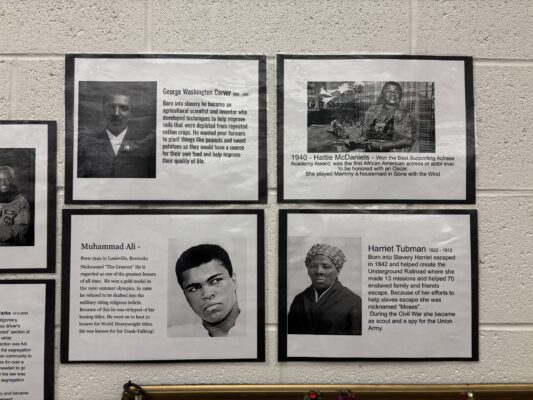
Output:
[
  {"xmin": 0, "ymin": 280, "xmax": 55, "ymax": 399},
  {"xmin": 277, "ymin": 54, "xmax": 476, "ymax": 204},
  {"xmin": 277, "ymin": 210, "xmax": 289, "ymax": 361},
  {"xmin": 470, "ymin": 210, "xmax": 480, "ymax": 360},
  {"xmin": 64, "ymin": 54, "xmax": 267, "ymax": 205},
  {"xmin": 60, "ymin": 209, "xmax": 73, "ymax": 363},
  {"xmin": 464, "ymin": 56, "xmax": 476, "ymax": 204},
  {"xmin": 276, "ymin": 55, "xmax": 285, "ymax": 202},
  {"xmin": 44, "ymin": 280, "xmax": 55, "ymax": 400},
  {"xmin": 0, "ymin": 121, "xmax": 57, "ymax": 273},
  {"xmin": 257, "ymin": 56, "xmax": 268, "ymax": 204},
  {"xmin": 47, "ymin": 121, "xmax": 57, "ymax": 273},
  {"xmin": 64, "ymin": 55, "xmax": 75, "ymax": 204},
  {"xmin": 278, "ymin": 209, "xmax": 478, "ymax": 361},
  {"xmin": 256, "ymin": 210, "xmax": 266, "ymax": 361},
  {"xmin": 61, "ymin": 209, "xmax": 265, "ymax": 363}
]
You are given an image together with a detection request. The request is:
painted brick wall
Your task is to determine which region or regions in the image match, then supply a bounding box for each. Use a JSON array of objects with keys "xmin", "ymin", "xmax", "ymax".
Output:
[{"xmin": 0, "ymin": 1, "xmax": 531, "ymax": 398}]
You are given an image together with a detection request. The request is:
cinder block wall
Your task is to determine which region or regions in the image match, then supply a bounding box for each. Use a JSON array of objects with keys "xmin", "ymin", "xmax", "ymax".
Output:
[{"xmin": 0, "ymin": 1, "xmax": 531, "ymax": 398}]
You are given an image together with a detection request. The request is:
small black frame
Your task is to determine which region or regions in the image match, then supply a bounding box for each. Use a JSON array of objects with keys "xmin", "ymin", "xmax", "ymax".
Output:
[
  {"xmin": 278, "ymin": 209, "xmax": 479, "ymax": 361},
  {"xmin": 61, "ymin": 208, "xmax": 265, "ymax": 363},
  {"xmin": 0, "ymin": 121, "xmax": 56, "ymax": 273},
  {"xmin": 0, "ymin": 280, "xmax": 55, "ymax": 400},
  {"xmin": 277, "ymin": 54, "xmax": 476, "ymax": 204},
  {"xmin": 65, "ymin": 54, "xmax": 267, "ymax": 205}
]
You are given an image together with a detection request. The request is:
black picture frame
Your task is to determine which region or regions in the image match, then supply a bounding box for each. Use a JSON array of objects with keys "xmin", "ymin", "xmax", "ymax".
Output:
[
  {"xmin": 0, "ymin": 280, "xmax": 55, "ymax": 400},
  {"xmin": 0, "ymin": 121, "xmax": 56, "ymax": 273},
  {"xmin": 278, "ymin": 209, "xmax": 478, "ymax": 361},
  {"xmin": 277, "ymin": 54, "xmax": 476, "ymax": 204},
  {"xmin": 61, "ymin": 209, "xmax": 265, "ymax": 363},
  {"xmin": 65, "ymin": 54, "xmax": 267, "ymax": 205}
]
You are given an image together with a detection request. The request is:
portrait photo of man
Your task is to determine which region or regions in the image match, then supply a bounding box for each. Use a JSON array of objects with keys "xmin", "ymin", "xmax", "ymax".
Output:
[
  {"xmin": 0, "ymin": 149, "xmax": 35, "ymax": 247},
  {"xmin": 77, "ymin": 81, "xmax": 157, "ymax": 178},
  {"xmin": 168, "ymin": 244, "xmax": 244, "ymax": 338},
  {"xmin": 288, "ymin": 243, "xmax": 362, "ymax": 335}
]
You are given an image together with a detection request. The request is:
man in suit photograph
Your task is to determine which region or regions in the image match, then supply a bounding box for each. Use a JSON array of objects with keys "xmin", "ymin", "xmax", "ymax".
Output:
[{"xmin": 77, "ymin": 86, "xmax": 156, "ymax": 178}]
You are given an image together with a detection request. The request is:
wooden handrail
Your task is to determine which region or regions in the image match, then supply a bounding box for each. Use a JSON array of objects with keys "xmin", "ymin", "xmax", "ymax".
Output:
[{"xmin": 122, "ymin": 383, "xmax": 533, "ymax": 400}]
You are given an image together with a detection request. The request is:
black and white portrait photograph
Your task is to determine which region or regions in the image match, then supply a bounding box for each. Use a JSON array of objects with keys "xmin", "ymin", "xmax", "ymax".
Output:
[
  {"xmin": 167, "ymin": 241, "xmax": 247, "ymax": 338},
  {"xmin": 0, "ymin": 122, "xmax": 56, "ymax": 273},
  {"xmin": 278, "ymin": 55, "xmax": 475, "ymax": 203},
  {"xmin": 287, "ymin": 239, "xmax": 362, "ymax": 336},
  {"xmin": 0, "ymin": 149, "xmax": 35, "ymax": 246},
  {"xmin": 77, "ymin": 81, "xmax": 157, "ymax": 178},
  {"xmin": 307, "ymin": 81, "xmax": 435, "ymax": 153},
  {"xmin": 279, "ymin": 210, "xmax": 478, "ymax": 361},
  {"xmin": 66, "ymin": 54, "xmax": 267, "ymax": 204},
  {"xmin": 62, "ymin": 209, "xmax": 264, "ymax": 362}
]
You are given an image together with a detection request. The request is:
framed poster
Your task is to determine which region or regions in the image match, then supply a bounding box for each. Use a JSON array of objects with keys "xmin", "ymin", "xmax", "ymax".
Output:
[
  {"xmin": 65, "ymin": 54, "xmax": 266, "ymax": 204},
  {"xmin": 0, "ymin": 121, "xmax": 56, "ymax": 273},
  {"xmin": 61, "ymin": 209, "xmax": 264, "ymax": 362},
  {"xmin": 0, "ymin": 280, "xmax": 55, "ymax": 400},
  {"xmin": 277, "ymin": 55, "xmax": 475, "ymax": 203},
  {"xmin": 279, "ymin": 209, "xmax": 478, "ymax": 361}
]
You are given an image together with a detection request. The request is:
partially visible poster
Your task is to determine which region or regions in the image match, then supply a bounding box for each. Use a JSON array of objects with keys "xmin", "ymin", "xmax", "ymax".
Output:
[
  {"xmin": 279, "ymin": 210, "xmax": 478, "ymax": 361},
  {"xmin": 278, "ymin": 55, "xmax": 475, "ymax": 203},
  {"xmin": 65, "ymin": 54, "xmax": 266, "ymax": 204},
  {"xmin": 0, "ymin": 280, "xmax": 55, "ymax": 400},
  {"xmin": 61, "ymin": 210, "xmax": 264, "ymax": 362},
  {"xmin": 0, "ymin": 122, "xmax": 56, "ymax": 273}
]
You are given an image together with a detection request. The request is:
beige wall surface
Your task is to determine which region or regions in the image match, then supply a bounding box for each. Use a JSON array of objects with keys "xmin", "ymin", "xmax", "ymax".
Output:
[{"xmin": 0, "ymin": 0, "xmax": 532, "ymax": 399}]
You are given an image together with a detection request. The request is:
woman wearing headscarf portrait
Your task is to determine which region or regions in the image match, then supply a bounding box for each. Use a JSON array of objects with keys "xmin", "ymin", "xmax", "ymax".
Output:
[{"xmin": 288, "ymin": 243, "xmax": 362, "ymax": 335}]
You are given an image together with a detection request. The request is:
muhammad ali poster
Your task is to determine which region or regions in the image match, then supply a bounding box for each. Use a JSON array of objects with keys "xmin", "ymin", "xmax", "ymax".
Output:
[
  {"xmin": 65, "ymin": 54, "xmax": 267, "ymax": 204},
  {"xmin": 279, "ymin": 210, "xmax": 478, "ymax": 361},
  {"xmin": 277, "ymin": 55, "xmax": 475, "ymax": 203},
  {"xmin": 61, "ymin": 209, "xmax": 264, "ymax": 362},
  {"xmin": 0, "ymin": 122, "xmax": 56, "ymax": 273}
]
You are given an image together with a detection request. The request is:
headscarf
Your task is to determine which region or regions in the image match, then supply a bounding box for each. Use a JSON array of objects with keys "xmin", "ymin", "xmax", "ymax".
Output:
[{"xmin": 305, "ymin": 243, "xmax": 346, "ymax": 271}]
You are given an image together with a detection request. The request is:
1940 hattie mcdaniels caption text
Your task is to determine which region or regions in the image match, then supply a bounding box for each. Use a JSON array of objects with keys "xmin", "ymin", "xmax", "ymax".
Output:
[{"xmin": 291, "ymin": 153, "xmax": 455, "ymax": 179}]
